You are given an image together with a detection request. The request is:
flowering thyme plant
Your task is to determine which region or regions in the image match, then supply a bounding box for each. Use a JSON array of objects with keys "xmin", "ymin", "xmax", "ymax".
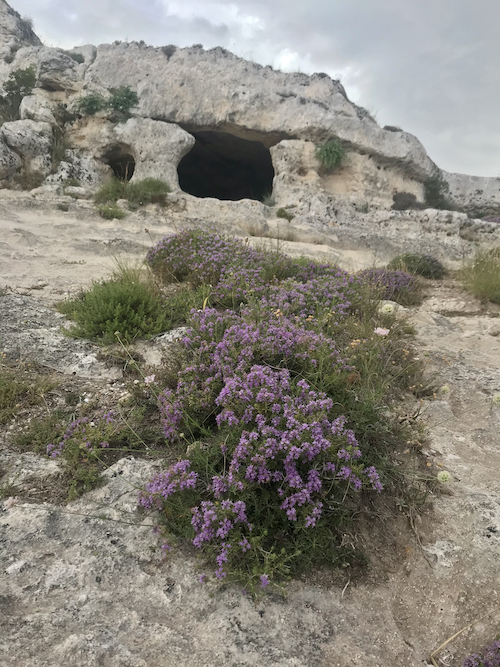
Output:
[
  {"xmin": 139, "ymin": 230, "xmax": 425, "ymax": 589},
  {"xmin": 463, "ymin": 639, "xmax": 500, "ymax": 667}
]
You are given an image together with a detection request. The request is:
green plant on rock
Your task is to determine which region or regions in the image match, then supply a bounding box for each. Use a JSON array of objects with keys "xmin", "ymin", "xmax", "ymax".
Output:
[
  {"xmin": 276, "ymin": 207, "xmax": 294, "ymax": 221},
  {"xmin": 423, "ymin": 173, "xmax": 452, "ymax": 210},
  {"xmin": 108, "ymin": 86, "xmax": 139, "ymax": 118},
  {"xmin": 97, "ymin": 203, "xmax": 126, "ymax": 220},
  {"xmin": 461, "ymin": 246, "xmax": 500, "ymax": 304},
  {"xmin": 391, "ymin": 192, "xmax": 424, "ymax": 211},
  {"xmin": 0, "ymin": 66, "xmax": 36, "ymax": 122},
  {"xmin": 56, "ymin": 264, "xmax": 204, "ymax": 344},
  {"xmin": 0, "ymin": 363, "xmax": 57, "ymax": 424},
  {"xmin": 76, "ymin": 92, "xmax": 107, "ymax": 116},
  {"xmin": 387, "ymin": 253, "xmax": 446, "ymax": 279},
  {"xmin": 94, "ymin": 177, "xmax": 170, "ymax": 207},
  {"xmin": 316, "ymin": 139, "xmax": 345, "ymax": 172}
]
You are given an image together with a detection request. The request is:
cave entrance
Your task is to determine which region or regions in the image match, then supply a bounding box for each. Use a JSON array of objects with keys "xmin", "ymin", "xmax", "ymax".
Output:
[
  {"xmin": 103, "ymin": 145, "xmax": 136, "ymax": 181},
  {"xmin": 177, "ymin": 130, "xmax": 274, "ymax": 201}
]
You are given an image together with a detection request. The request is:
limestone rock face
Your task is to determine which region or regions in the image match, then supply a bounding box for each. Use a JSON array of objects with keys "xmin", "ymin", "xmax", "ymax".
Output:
[
  {"xmin": 85, "ymin": 42, "xmax": 435, "ymax": 182},
  {"xmin": 0, "ymin": 119, "xmax": 53, "ymax": 175},
  {"xmin": 114, "ymin": 118, "xmax": 195, "ymax": 188},
  {"xmin": 46, "ymin": 149, "xmax": 113, "ymax": 189},
  {"xmin": 0, "ymin": 0, "xmax": 498, "ymax": 214},
  {"xmin": 19, "ymin": 93, "xmax": 56, "ymax": 124},
  {"xmin": 443, "ymin": 170, "xmax": 500, "ymax": 216},
  {"xmin": 0, "ymin": 0, "xmax": 41, "ymax": 65},
  {"xmin": 0, "ymin": 137, "xmax": 21, "ymax": 179},
  {"xmin": 12, "ymin": 46, "xmax": 81, "ymax": 91}
]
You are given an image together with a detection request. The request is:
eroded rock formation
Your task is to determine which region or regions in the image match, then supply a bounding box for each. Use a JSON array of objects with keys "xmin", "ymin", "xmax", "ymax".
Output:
[{"xmin": 0, "ymin": 0, "xmax": 499, "ymax": 227}]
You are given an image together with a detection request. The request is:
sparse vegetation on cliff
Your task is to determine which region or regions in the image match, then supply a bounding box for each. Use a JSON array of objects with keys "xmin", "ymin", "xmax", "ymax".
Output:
[
  {"xmin": 0, "ymin": 65, "xmax": 36, "ymax": 122},
  {"xmin": 316, "ymin": 138, "xmax": 344, "ymax": 172}
]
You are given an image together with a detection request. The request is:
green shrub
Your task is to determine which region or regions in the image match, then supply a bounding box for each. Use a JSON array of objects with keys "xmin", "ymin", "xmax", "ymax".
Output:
[
  {"xmin": 126, "ymin": 178, "xmax": 170, "ymax": 205},
  {"xmin": 76, "ymin": 92, "xmax": 107, "ymax": 115},
  {"xmin": 276, "ymin": 207, "xmax": 294, "ymax": 221},
  {"xmin": 57, "ymin": 265, "xmax": 205, "ymax": 344},
  {"xmin": 461, "ymin": 246, "xmax": 500, "ymax": 304},
  {"xmin": 108, "ymin": 86, "xmax": 139, "ymax": 117},
  {"xmin": 0, "ymin": 66, "xmax": 36, "ymax": 122},
  {"xmin": 139, "ymin": 234, "xmax": 431, "ymax": 589},
  {"xmin": 94, "ymin": 179, "xmax": 128, "ymax": 204},
  {"xmin": 14, "ymin": 169, "xmax": 45, "ymax": 191},
  {"xmin": 97, "ymin": 203, "xmax": 126, "ymax": 220},
  {"xmin": 94, "ymin": 177, "xmax": 170, "ymax": 207},
  {"xmin": 316, "ymin": 139, "xmax": 344, "ymax": 171},
  {"xmin": 387, "ymin": 253, "xmax": 446, "ymax": 279},
  {"xmin": 424, "ymin": 173, "xmax": 452, "ymax": 210},
  {"xmin": 391, "ymin": 192, "xmax": 424, "ymax": 211},
  {"xmin": 63, "ymin": 178, "xmax": 80, "ymax": 188}
]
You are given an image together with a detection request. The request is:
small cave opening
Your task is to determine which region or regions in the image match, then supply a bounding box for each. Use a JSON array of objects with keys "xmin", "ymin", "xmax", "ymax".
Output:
[
  {"xmin": 177, "ymin": 130, "xmax": 274, "ymax": 201},
  {"xmin": 103, "ymin": 145, "xmax": 136, "ymax": 181}
]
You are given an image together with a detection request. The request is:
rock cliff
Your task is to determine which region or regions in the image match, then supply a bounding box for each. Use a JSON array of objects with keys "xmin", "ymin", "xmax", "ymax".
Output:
[{"xmin": 0, "ymin": 0, "xmax": 499, "ymax": 221}]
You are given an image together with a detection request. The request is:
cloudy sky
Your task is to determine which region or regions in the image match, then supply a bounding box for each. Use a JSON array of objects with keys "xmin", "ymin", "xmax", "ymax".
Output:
[{"xmin": 13, "ymin": 0, "xmax": 500, "ymax": 177}]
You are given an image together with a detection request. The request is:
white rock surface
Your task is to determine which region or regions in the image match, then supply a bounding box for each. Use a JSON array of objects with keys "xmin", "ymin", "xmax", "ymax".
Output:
[
  {"xmin": 19, "ymin": 93, "xmax": 57, "ymax": 124},
  {"xmin": 0, "ymin": 119, "xmax": 53, "ymax": 175},
  {"xmin": 114, "ymin": 118, "xmax": 195, "ymax": 188},
  {"xmin": 0, "ymin": 137, "xmax": 21, "ymax": 179},
  {"xmin": 0, "ymin": 0, "xmax": 41, "ymax": 68}
]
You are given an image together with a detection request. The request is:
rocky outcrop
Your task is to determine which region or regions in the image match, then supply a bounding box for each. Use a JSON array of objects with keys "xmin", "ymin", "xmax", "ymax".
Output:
[
  {"xmin": 0, "ymin": 0, "xmax": 498, "ymax": 219},
  {"xmin": 113, "ymin": 118, "xmax": 195, "ymax": 187},
  {"xmin": 0, "ymin": 0, "xmax": 41, "ymax": 66},
  {"xmin": 0, "ymin": 137, "xmax": 21, "ymax": 178},
  {"xmin": 443, "ymin": 170, "xmax": 500, "ymax": 217},
  {"xmin": 11, "ymin": 46, "xmax": 81, "ymax": 91},
  {"xmin": 0, "ymin": 119, "xmax": 53, "ymax": 175},
  {"xmin": 85, "ymin": 42, "xmax": 435, "ymax": 182},
  {"xmin": 19, "ymin": 93, "xmax": 56, "ymax": 124}
]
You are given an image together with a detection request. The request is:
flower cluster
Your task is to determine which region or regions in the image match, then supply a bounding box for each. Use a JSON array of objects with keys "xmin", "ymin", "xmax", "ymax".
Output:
[
  {"xmin": 146, "ymin": 229, "xmax": 293, "ymax": 291},
  {"xmin": 139, "ymin": 460, "xmax": 198, "ymax": 510},
  {"xmin": 138, "ymin": 231, "xmax": 415, "ymax": 587},
  {"xmin": 47, "ymin": 409, "xmax": 116, "ymax": 458},
  {"xmin": 357, "ymin": 268, "xmax": 418, "ymax": 302},
  {"xmin": 463, "ymin": 639, "xmax": 500, "ymax": 667},
  {"xmin": 159, "ymin": 308, "xmax": 352, "ymax": 441}
]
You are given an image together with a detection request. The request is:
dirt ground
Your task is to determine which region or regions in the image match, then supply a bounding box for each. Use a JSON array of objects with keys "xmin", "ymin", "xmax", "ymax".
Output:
[{"xmin": 0, "ymin": 194, "xmax": 499, "ymax": 667}]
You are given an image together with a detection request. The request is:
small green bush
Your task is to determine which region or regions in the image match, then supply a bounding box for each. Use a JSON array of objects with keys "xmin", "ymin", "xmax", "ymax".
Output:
[
  {"xmin": 76, "ymin": 92, "xmax": 107, "ymax": 116},
  {"xmin": 276, "ymin": 207, "xmax": 294, "ymax": 222},
  {"xmin": 94, "ymin": 179, "xmax": 128, "ymax": 204},
  {"xmin": 94, "ymin": 178, "xmax": 170, "ymax": 207},
  {"xmin": 424, "ymin": 173, "xmax": 452, "ymax": 210},
  {"xmin": 461, "ymin": 246, "xmax": 500, "ymax": 304},
  {"xmin": 0, "ymin": 66, "xmax": 36, "ymax": 122},
  {"xmin": 108, "ymin": 86, "xmax": 139, "ymax": 117},
  {"xmin": 391, "ymin": 192, "xmax": 424, "ymax": 211},
  {"xmin": 98, "ymin": 204, "xmax": 126, "ymax": 220},
  {"xmin": 387, "ymin": 253, "xmax": 446, "ymax": 279},
  {"xmin": 57, "ymin": 265, "xmax": 204, "ymax": 344},
  {"xmin": 316, "ymin": 139, "xmax": 344, "ymax": 172},
  {"xmin": 126, "ymin": 178, "xmax": 170, "ymax": 205}
]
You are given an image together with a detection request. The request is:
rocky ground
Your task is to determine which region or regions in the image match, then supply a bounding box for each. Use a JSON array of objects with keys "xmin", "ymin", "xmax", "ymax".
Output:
[{"xmin": 0, "ymin": 196, "xmax": 499, "ymax": 667}]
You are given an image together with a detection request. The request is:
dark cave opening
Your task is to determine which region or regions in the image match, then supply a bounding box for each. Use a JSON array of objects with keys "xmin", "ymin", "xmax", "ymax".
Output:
[
  {"xmin": 103, "ymin": 146, "xmax": 136, "ymax": 181},
  {"xmin": 177, "ymin": 130, "xmax": 274, "ymax": 201}
]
